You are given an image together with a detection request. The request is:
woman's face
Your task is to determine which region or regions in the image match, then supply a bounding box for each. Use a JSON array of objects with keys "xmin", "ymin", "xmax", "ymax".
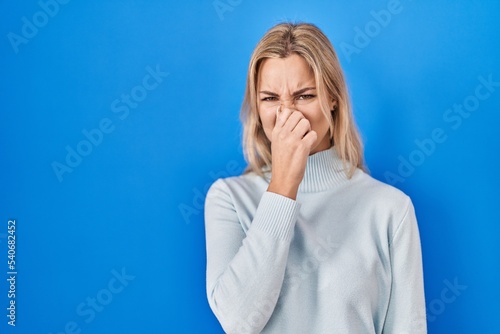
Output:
[{"xmin": 257, "ymin": 54, "xmax": 334, "ymax": 155}]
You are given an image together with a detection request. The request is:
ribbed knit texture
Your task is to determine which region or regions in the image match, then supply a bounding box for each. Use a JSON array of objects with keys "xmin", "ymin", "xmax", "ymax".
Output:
[
  {"xmin": 299, "ymin": 147, "xmax": 348, "ymax": 192},
  {"xmin": 252, "ymin": 192, "xmax": 299, "ymax": 241},
  {"xmin": 205, "ymin": 147, "xmax": 427, "ymax": 334}
]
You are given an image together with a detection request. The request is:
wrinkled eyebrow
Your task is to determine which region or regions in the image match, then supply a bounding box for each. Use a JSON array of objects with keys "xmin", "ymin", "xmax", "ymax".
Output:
[{"xmin": 258, "ymin": 87, "xmax": 316, "ymax": 96}]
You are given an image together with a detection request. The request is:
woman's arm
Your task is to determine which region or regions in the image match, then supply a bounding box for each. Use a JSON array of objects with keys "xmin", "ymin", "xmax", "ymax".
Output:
[
  {"xmin": 383, "ymin": 200, "xmax": 427, "ymax": 333},
  {"xmin": 205, "ymin": 107, "xmax": 315, "ymax": 333},
  {"xmin": 205, "ymin": 180, "xmax": 299, "ymax": 333}
]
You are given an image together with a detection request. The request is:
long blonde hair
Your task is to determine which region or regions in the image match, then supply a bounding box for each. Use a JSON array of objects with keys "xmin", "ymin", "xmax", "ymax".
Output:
[{"xmin": 241, "ymin": 22, "xmax": 365, "ymax": 177}]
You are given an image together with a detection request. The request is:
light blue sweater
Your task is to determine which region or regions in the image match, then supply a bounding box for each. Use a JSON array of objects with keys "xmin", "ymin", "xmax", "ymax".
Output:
[{"xmin": 205, "ymin": 147, "xmax": 426, "ymax": 333}]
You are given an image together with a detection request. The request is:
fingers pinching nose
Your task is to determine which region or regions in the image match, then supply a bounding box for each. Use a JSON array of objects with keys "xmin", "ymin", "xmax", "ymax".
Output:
[{"xmin": 276, "ymin": 105, "xmax": 281, "ymax": 119}]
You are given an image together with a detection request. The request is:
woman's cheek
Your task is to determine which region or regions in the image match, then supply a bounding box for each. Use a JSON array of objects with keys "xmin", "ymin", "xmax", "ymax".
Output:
[
  {"xmin": 258, "ymin": 111, "xmax": 273, "ymax": 139},
  {"xmin": 263, "ymin": 109, "xmax": 274, "ymax": 125},
  {"xmin": 303, "ymin": 103, "xmax": 328, "ymax": 126}
]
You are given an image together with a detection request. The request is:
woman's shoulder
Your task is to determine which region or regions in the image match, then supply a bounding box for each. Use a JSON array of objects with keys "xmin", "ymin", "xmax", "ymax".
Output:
[
  {"xmin": 351, "ymin": 170, "xmax": 413, "ymax": 208},
  {"xmin": 207, "ymin": 171, "xmax": 269, "ymax": 199}
]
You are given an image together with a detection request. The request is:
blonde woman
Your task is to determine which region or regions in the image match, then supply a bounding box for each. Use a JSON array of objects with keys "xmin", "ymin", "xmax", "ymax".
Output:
[{"xmin": 205, "ymin": 22, "xmax": 426, "ymax": 333}]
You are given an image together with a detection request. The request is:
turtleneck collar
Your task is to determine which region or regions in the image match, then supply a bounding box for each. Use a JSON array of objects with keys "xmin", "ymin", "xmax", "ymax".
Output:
[
  {"xmin": 298, "ymin": 146, "xmax": 350, "ymax": 193},
  {"xmin": 263, "ymin": 146, "xmax": 351, "ymax": 193}
]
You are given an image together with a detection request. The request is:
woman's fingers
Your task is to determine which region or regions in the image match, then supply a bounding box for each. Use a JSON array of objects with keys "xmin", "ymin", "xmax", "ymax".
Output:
[
  {"xmin": 292, "ymin": 118, "xmax": 311, "ymax": 138},
  {"xmin": 302, "ymin": 129, "xmax": 318, "ymax": 148},
  {"xmin": 284, "ymin": 112, "xmax": 305, "ymax": 131},
  {"xmin": 275, "ymin": 107, "xmax": 294, "ymax": 128},
  {"xmin": 276, "ymin": 108, "xmax": 311, "ymax": 140}
]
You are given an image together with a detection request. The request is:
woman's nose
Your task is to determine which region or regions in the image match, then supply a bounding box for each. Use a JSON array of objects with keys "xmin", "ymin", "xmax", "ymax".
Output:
[{"xmin": 280, "ymin": 99, "xmax": 295, "ymax": 109}]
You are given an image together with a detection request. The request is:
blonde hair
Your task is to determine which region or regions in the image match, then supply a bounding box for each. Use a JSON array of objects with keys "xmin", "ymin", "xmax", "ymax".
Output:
[{"xmin": 241, "ymin": 22, "xmax": 365, "ymax": 177}]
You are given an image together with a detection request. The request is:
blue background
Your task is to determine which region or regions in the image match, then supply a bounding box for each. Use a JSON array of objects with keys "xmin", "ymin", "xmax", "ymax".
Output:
[{"xmin": 1, "ymin": 0, "xmax": 499, "ymax": 333}]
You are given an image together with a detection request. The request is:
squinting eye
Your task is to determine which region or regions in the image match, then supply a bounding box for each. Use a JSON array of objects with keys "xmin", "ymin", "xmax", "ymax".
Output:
[
  {"xmin": 261, "ymin": 96, "xmax": 279, "ymax": 102},
  {"xmin": 297, "ymin": 94, "xmax": 316, "ymax": 100}
]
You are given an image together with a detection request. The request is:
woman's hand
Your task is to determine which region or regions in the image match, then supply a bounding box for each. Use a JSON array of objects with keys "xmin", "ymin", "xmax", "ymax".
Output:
[{"xmin": 267, "ymin": 107, "xmax": 317, "ymax": 200}]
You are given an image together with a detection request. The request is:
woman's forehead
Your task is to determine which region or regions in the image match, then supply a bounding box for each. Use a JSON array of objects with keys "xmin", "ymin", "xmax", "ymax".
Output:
[{"xmin": 258, "ymin": 55, "xmax": 315, "ymax": 92}]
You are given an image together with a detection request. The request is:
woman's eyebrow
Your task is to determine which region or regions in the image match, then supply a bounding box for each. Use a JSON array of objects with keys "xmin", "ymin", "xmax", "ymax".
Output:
[
  {"xmin": 258, "ymin": 87, "xmax": 316, "ymax": 96},
  {"xmin": 258, "ymin": 90, "xmax": 279, "ymax": 96},
  {"xmin": 293, "ymin": 87, "xmax": 316, "ymax": 95}
]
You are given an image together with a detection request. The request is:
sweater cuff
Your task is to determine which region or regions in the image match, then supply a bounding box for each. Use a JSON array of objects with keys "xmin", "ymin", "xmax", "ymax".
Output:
[{"xmin": 252, "ymin": 191, "xmax": 300, "ymax": 241}]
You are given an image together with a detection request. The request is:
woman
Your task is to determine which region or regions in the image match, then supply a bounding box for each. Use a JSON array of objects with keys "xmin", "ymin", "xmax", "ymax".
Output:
[{"xmin": 205, "ymin": 22, "xmax": 426, "ymax": 333}]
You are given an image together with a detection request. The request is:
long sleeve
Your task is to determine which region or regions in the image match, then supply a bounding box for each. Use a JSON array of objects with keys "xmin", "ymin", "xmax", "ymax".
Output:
[
  {"xmin": 383, "ymin": 200, "xmax": 427, "ymax": 333},
  {"xmin": 204, "ymin": 179, "xmax": 300, "ymax": 334}
]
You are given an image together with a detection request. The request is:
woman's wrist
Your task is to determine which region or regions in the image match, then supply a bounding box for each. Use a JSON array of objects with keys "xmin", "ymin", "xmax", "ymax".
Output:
[{"xmin": 267, "ymin": 179, "xmax": 299, "ymax": 200}]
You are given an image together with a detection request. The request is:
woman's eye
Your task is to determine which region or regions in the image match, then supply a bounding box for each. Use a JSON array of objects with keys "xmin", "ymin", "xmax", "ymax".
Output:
[
  {"xmin": 261, "ymin": 96, "xmax": 278, "ymax": 102},
  {"xmin": 297, "ymin": 94, "xmax": 316, "ymax": 100}
]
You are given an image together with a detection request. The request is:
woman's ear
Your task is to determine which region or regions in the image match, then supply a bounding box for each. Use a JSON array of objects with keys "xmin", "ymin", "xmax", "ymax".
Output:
[{"xmin": 331, "ymin": 99, "xmax": 337, "ymax": 111}]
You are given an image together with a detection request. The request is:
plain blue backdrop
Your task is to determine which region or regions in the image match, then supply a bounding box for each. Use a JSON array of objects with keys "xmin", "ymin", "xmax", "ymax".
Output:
[{"xmin": 1, "ymin": 0, "xmax": 499, "ymax": 333}]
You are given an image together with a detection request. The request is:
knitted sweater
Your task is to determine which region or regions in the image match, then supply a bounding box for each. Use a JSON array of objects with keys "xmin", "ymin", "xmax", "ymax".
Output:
[{"xmin": 205, "ymin": 147, "xmax": 426, "ymax": 333}]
